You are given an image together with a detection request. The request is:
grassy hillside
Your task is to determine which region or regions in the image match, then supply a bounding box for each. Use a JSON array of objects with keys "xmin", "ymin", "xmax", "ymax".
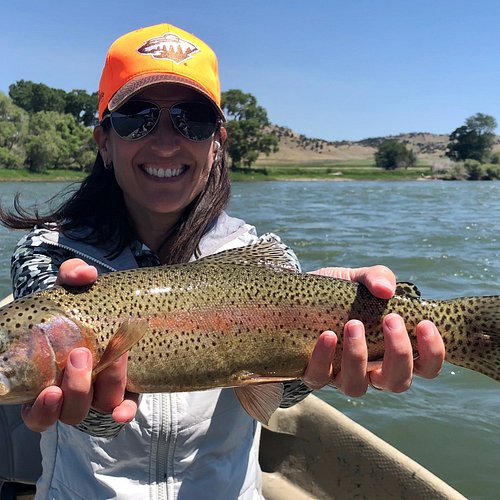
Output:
[
  {"xmin": 256, "ymin": 126, "xmax": 451, "ymax": 165},
  {"xmin": 250, "ymin": 126, "xmax": 500, "ymax": 180}
]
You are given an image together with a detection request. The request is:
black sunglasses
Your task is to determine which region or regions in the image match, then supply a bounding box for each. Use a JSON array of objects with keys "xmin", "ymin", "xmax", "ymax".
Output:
[{"xmin": 102, "ymin": 100, "xmax": 220, "ymax": 142}]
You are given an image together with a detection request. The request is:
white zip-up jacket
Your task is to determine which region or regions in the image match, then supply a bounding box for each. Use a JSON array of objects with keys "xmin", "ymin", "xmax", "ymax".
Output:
[{"xmin": 7, "ymin": 212, "xmax": 305, "ymax": 500}]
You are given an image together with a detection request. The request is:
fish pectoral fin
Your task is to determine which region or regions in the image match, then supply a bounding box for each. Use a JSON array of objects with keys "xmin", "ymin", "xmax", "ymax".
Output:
[
  {"xmin": 92, "ymin": 319, "xmax": 147, "ymax": 378},
  {"xmin": 234, "ymin": 382, "xmax": 284, "ymax": 425}
]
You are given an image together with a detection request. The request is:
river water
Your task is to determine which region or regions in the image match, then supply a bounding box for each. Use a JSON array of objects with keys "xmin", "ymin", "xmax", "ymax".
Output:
[{"xmin": 0, "ymin": 180, "xmax": 499, "ymax": 498}]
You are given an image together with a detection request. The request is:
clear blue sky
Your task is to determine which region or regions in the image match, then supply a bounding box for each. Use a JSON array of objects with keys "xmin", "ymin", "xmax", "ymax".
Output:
[{"xmin": 1, "ymin": 1, "xmax": 499, "ymax": 141}]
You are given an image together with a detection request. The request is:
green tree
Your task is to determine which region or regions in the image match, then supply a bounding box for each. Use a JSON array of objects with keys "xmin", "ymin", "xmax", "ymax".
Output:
[
  {"xmin": 374, "ymin": 140, "xmax": 417, "ymax": 170},
  {"xmin": 463, "ymin": 159, "xmax": 483, "ymax": 180},
  {"xmin": 446, "ymin": 113, "xmax": 497, "ymax": 162},
  {"xmin": 221, "ymin": 89, "xmax": 278, "ymax": 169},
  {"xmin": 9, "ymin": 80, "xmax": 66, "ymax": 114},
  {"xmin": 9, "ymin": 80, "xmax": 98, "ymax": 126},
  {"xmin": 65, "ymin": 89, "xmax": 98, "ymax": 126},
  {"xmin": 0, "ymin": 92, "xmax": 28, "ymax": 168},
  {"xmin": 25, "ymin": 111, "xmax": 94, "ymax": 172}
]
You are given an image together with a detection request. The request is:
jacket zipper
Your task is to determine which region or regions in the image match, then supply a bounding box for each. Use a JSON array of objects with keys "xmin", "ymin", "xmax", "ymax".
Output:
[
  {"xmin": 156, "ymin": 394, "xmax": 170, "ymax": 499},
  {"xmin": 43, "ymin": 239, "xmax": 117, "ymax": 272}
]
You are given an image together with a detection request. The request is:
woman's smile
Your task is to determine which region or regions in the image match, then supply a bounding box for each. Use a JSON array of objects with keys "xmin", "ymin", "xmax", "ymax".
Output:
[{"xmin": 140, "ymin": 164, "xmax": 188, "ymax": 180}]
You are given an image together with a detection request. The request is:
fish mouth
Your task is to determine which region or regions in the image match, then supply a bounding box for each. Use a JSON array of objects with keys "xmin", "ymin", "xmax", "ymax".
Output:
[{"xmin": 0, "ymin": 373, "xmax": 10, "ymax": 396}]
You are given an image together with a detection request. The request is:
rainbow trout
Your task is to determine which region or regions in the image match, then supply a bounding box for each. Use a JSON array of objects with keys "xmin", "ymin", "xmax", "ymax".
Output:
[{"xmin": 0, "ymin": 242, "xmax": 498, "ymax": 423}]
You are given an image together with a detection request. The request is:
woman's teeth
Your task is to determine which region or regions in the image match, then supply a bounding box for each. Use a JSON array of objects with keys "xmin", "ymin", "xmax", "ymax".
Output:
[{"xmin": 143, "ymin": 166, "xmax": 186, "ymax": 178}]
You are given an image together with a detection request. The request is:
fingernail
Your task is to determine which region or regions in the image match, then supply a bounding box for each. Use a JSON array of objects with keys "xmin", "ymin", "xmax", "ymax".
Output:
[
  {"xmin": 74, "ymin": 264, "xmax": 89, "ymax": 274},
  {"xmin": 375, "ymin": 278, "xmax": 393, "ymax": 290},
  {"xmin": 43, "ymin": 390, "xmax": 61, "ymax": 408},
  {"xmin": 346, "ymin": 322, "xmax": 363, "ymax": 339},
  {"xmin": 322, "ymin": 331, "xmax": 336, "ymax": 348},
  {"xmin": 69, "ymin": 349, "xmax": 90, "ymax": 369},
  {"xmin": 421, "ymin": 321, "xmax": 437, "ymax": 339},
  {"xmin": 386, "ymin": 314, "xmax": 404, "ymax": 332}
]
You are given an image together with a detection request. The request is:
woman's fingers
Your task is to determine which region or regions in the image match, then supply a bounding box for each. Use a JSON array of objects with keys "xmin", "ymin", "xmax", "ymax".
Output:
[
  {"xmin": 368, "ymin": 314, "xmax": 414, "ymax": 392},
  {"xmin": 92, "ymin": 352, "xmax": 138, "ymax": 423},
  {"xmin": 301, "ymin": 331, "xmax": 337, "ymax": 390},
  {"xmin": 413, "ymin": 320, "xmax": 445, "ymax": 378},
  {"xmin": 334, "ymin": 321, "xmax": 369, "ymax": 397},
  {"xmin": 302, "ymin": 322, "xmax": 370, "ymax": 397},
  {"xmin": 310, "ymin": 265, "xmax": 396, "ymax": 300},
  {"xmin": 59, "ymin": 348, "xmax": 94, "ymax": 425},
  {"xmin": 56, "ymin": 259, "xmax": 98, "ymax": 286},
  {"xmin": 112, "ymin": 393, "xmax": 140, "ymax": 423},
  {"xmin": 21, "ymin": 387, "xmax": 64, "ymax": 433},
  {"xmin": 351, "ymin": 265, "xmax": 396, "ymax": 300}
]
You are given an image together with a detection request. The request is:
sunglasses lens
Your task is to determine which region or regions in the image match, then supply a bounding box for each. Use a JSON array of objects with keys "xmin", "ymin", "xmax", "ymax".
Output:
[
  {"xmin": 170, "ymin": 103, "xmax": 218, "ymax": 141},
  {"xmin": 109, "ymin": 101, "xmax": 218, "ymax": 141},
  {"xmin": 111, "ymin": 101, "xmax": 159, "ymax": 140}
]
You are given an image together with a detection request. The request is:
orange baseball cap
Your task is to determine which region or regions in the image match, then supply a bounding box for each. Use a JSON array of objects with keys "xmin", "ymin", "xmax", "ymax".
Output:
[{"xmin": 97, "ymin": 23, "xmax": 223, "ymax": 120}]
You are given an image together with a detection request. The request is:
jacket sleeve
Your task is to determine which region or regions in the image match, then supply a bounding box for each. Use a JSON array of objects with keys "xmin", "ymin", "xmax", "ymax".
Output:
[{"xmin": 11, "ymin": 229, "xmax": 75, "ymax": 299}]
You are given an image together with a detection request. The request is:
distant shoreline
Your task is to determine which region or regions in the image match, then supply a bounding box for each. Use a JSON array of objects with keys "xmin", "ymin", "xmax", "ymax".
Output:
[
  {"xmin": 0, "ymin": 167, "xmax": 493, "ymax": 183},
  {"xmin": 0, "ymin": 175, "xmax": 438, "ymax": 183}
]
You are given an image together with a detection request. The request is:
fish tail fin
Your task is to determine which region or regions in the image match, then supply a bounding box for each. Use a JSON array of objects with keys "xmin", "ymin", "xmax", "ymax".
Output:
[{"xmin": 442, "ymin": 296, "xmax": 500, "ymax": 382}]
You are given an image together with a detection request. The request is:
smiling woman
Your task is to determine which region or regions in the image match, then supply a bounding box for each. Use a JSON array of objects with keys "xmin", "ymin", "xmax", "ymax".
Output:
[{"xmin": 94, "ymin": 84, "xmax": 226, "ymax": 256}]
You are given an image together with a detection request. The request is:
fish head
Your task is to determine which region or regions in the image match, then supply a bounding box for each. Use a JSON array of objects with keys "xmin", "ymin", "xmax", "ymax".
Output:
[{"xmin": 0, "ymin": 297, "xmax": 88, "ymax": 404}]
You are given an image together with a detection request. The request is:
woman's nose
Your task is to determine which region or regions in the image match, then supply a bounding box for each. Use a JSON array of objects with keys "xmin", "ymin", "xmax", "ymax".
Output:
[{"xmin": 149, "ymin": 109, "xmax": 181, "ymax": 153}]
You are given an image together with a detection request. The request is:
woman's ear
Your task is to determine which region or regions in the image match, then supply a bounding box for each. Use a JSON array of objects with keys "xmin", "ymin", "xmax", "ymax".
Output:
[
  {"xmin": 219, "ymin": 126, "xmax": 227, "ymax": 145},
  {"xmin": 213, "ymin": 127, "xmax": 227, "ymax": 161},
  {"xmin": 93, "ymin": 126, "xmax": 110, "ymax": 164}
]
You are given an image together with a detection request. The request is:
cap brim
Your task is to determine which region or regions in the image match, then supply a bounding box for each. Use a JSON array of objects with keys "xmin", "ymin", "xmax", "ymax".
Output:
[{"xmin": 108, "ymin": 73, "xmax": 225, "ymax": 121}]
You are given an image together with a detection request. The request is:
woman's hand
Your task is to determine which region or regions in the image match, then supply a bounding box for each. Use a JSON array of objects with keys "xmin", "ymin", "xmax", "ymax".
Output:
[
  {"xmin": 301, "ymin": 265, "xmax": 445, "ymax": 396},
  {"xmin": 21, "ymin": 259, "xmax": 138, "ymax": 432}
]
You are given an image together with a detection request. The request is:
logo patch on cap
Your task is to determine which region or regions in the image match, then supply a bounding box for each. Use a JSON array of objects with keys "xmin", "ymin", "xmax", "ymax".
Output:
[{"xmin": 137, "ymin": 33, "xmax": 199, "ymax": 63}]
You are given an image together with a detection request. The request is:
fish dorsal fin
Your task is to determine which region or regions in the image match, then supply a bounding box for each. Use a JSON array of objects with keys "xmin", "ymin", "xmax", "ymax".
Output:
[
  {"xmin": 395, "ymin": 282, "xmax": 422, "ymax": 299},
  {"xmin": 196, "ymin": 241, "xmax": 300, "ymax": 272},
  {"xmin": 234, "ymin": 382, "xmax": 284, "ymax": 425},
  {"xmin": 93, "ymin": 319, "xmax": 147, "ymax": 378}
]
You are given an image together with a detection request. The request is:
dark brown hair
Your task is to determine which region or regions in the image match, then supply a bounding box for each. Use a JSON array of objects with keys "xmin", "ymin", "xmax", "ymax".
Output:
[{"xmin": 0, "ymin": 127, "xmax": 231, "ymax": 265}]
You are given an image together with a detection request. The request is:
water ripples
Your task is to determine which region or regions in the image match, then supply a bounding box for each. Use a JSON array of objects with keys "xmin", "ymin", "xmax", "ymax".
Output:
[
  {"xmin": 231, "ymin": 180, "xmax": 500, "ymax": 499},
  {"xmin": 0, "ymin": 180, "xmax": 498, "ymax": 498}
]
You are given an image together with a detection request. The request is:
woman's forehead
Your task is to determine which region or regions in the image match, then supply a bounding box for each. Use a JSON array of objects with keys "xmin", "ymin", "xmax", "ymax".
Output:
[{"xmin": 133, "ymin": 84, "xmax": 206, "ymax": 102}]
